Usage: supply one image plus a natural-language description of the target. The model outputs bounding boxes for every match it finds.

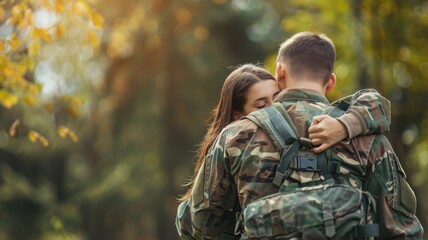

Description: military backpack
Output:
[237,101,379,239]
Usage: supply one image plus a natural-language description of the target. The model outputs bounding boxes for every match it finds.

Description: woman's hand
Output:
[308,115,348,153]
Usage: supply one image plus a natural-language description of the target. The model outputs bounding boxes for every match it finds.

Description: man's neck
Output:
[285,80,326,95]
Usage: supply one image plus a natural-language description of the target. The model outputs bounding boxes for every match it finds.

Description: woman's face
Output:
[241,80,280,116]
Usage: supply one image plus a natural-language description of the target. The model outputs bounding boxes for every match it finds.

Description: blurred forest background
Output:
[0,0,427,239]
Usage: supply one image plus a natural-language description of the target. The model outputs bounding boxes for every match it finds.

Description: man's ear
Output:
[325,73,336,93]
[276,62,286,90]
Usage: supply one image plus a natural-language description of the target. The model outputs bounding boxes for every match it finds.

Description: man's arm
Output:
[309,89,391,152]
[176,131,237,239]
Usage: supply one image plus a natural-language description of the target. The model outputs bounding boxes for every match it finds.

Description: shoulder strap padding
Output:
[245,101,346,187]
[244,102,298,153]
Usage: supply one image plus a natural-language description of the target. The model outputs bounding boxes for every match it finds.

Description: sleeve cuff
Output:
[337,111,368,139]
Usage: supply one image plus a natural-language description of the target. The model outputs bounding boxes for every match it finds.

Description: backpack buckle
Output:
[299,137,313,149]
[290,151,319,172]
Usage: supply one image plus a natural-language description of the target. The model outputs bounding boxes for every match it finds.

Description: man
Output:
[176,32,423,239]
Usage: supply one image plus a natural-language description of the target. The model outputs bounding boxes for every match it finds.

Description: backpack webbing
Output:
[245,102,341,187]
[244,100,379,239]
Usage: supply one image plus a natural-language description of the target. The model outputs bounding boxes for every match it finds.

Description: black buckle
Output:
[299,137,313,149]
[291,151,319,171]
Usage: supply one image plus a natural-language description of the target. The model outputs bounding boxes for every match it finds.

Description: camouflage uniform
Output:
[176,89,423,239]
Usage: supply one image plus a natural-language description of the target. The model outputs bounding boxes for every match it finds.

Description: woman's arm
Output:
[309,89,391,152]
[176,131,237,239]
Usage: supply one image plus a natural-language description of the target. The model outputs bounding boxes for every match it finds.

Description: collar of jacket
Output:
[275,88,330,104]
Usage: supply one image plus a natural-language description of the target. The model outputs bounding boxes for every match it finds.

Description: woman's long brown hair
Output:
[180,64,276,201]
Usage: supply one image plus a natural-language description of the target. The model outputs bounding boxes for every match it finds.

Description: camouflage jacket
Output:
[332,88,390,139]
[176,89,423,239]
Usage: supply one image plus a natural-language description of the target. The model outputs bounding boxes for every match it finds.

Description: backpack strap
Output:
[245,102,297,152]
[322,99,349,117]
[245,103,299,187]
[245,103,334,187]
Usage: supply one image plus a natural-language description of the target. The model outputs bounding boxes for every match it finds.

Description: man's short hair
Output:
[277,32,336,83]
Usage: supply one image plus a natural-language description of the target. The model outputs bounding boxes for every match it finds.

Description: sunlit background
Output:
[0,0,427,239]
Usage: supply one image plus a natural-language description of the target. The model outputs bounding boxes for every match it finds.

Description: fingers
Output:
[311,138,323,146]
[311,143,326,153]
[308,130,323,140]
[309,115,329,134]
[311,115,329,126]
[311,139,338,153]
[309,115,344,153]
[308,125,316,135]
[309,129,326,140]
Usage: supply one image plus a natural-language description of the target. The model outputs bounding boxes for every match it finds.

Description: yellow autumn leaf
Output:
[7,33,22,51]
[18,5,30,28]
[73,1,90,16]
[70,97,82,105]
[57,125,79,142]
[57,126,67,138]
[34,28,52,42]
[55,0,64,12]
[0,7,5,20]
[28,130,49,147]
[28,39,41,57]
[7,4,23,26]
[4,61,26,81]
[67,97,82,118]
[86,29,100,48]
[23,95,37,106]
[27,58,36,71]
[16,59,28,75]
[42,0,53,9]
[66,105,81,118]
[90,11,104,28]
[9,119,20,137]
[0,41,4,52]
[28,84,41,94]
[0,90,19,109]
[65,97,83,118]
[69,132,78,142]
[13,76,29,89]
[24,8,33,27]
[55,23,65,39]
[27,130,38,143]
[39,136,49,147]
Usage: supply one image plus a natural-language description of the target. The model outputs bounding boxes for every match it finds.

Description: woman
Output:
[180,64,280,201]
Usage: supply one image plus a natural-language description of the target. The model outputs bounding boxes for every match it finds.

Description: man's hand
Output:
[308,115,348,153]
